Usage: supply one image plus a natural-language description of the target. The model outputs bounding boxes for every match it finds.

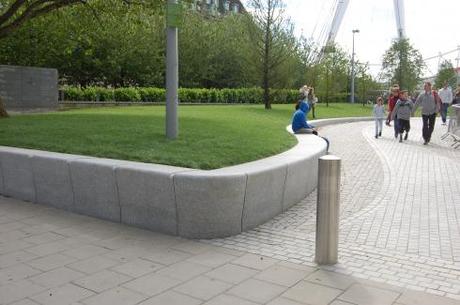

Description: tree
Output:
[381,38,424,92]
[0,0,85,39]
[434,60,456,89]
[0,0,164,117]
[247,0,292,109]
[315,45,350,106]
[355,62,379,106]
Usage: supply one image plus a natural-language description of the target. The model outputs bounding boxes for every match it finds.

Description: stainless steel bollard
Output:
[315,155,341,265]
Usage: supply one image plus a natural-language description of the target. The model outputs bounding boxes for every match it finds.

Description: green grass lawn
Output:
[0,103,373,169]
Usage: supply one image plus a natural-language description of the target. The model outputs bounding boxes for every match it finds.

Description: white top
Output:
[439,87,453,104]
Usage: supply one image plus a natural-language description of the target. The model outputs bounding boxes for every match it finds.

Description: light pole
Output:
[350,29,359,103]
[166,0,179,139]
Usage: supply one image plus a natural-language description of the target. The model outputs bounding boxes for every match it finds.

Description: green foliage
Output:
[114,88,141,102]
[139,88,165,103]
[62,86,303,104]
[381,38,425,92]
[434,60,457,89]
[0,0,380,106]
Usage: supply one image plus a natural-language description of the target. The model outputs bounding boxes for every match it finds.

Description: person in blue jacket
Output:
[291,99,330,151]
[292,100,315,133]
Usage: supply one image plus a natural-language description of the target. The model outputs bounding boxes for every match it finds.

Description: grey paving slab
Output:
[156,261,212,281]
[227,278,286,304]
[110,258,164,278]
[122,273,182,296]
[186,250,237,268]
[0,279,46,304]
[81,286,148,305]
[8,299,41,305]
[338,283,400,305]
[231,253,278,270]
[282,281,343,305]
[140,248,192,265]
[204,294,260,305]
[72,270,132,293]
[266,297,309,305]
[67,256,119,274]
[139,290,202,305]
[205,263,258,284]
[254,264,311,287]
[26,253,77,271]
[29,267,86,288]
[30,283,94,305]
[173,276,232,301]
[306,270,357,290]
[0,263,42,285]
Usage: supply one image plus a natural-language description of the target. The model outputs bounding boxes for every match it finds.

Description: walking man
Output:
[439,82,453,125]
[413,82,441,145]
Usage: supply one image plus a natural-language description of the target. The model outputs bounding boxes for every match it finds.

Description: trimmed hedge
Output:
[61,86,348,104]
[61,87,306,104]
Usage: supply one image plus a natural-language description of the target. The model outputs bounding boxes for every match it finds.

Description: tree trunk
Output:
[0,96,9,118]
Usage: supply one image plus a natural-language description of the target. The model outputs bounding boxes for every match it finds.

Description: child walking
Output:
[373,96,385,138]
[391,90,414,142]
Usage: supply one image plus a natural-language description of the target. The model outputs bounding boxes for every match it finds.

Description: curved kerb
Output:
[0,116,372,239]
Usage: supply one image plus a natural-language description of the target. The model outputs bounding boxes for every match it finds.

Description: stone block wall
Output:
[0,65,58,111]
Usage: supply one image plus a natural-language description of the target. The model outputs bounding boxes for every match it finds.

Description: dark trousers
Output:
[440,103,449,123]
[398,119,410,133]
[394,115,399,136]
[422,113,436,142]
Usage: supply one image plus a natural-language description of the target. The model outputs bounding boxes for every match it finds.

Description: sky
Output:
[245,0,460,79]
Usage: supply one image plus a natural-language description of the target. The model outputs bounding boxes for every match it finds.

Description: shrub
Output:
[139,88,165,103]
[62,86,303,104]
[63,87,85,101]
[114,88,141,102]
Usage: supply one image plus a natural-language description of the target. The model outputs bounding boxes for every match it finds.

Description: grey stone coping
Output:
[0,117,371,239]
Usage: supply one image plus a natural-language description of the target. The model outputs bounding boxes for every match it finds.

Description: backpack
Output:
[433,90,442,106]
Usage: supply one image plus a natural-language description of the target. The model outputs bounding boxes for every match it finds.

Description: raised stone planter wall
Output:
[0,117,371,238]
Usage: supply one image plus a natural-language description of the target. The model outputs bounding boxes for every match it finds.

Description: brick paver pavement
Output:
[206,118,460,300]
[1,118,460,304]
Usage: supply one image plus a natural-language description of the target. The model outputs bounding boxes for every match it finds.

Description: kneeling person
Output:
[391,90,413,142]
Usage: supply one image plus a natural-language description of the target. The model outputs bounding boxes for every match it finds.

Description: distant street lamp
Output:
[350,29,359,103]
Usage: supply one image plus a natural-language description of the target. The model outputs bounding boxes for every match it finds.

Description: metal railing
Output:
[441,104,460,149]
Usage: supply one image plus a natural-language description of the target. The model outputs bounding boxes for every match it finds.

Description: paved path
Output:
[206,118,460,300]
[1,118,460,305]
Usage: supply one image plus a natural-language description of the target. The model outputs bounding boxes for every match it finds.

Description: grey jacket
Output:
[414,91,439,115]
[373,104,386,119]
[391,99,413,120]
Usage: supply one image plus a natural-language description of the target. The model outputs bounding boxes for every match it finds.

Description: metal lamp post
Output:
[350,29,359,104]
[166,0,179,139]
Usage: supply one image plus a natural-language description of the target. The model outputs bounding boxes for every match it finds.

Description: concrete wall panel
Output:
[0,150,35,202]
[31,155,75,211]
[241,164,287,231]
[175,172,247,239]
[116,165,183,235]
[69,159,120,222]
